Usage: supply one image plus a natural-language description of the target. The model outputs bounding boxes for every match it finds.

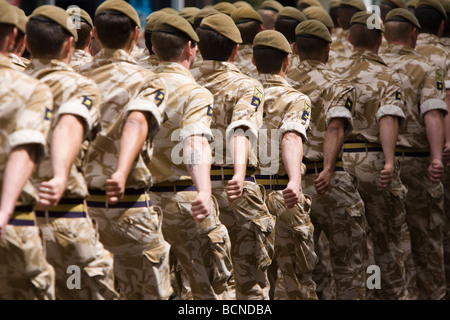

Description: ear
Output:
[251,55,256,66]
[438,19,445,37]
[93,27,99,43]
[337,17,342,28]
[6,27,17,52]
[293,42,299,55]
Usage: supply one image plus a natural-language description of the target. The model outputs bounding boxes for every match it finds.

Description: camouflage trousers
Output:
[149,185,234,300]
[35,199,119,300]
[264,186,318,300]
[398,154,446,300]
[303,169,368,300]
[343,149,408,299]
[86,190,172,300]
[0,209,55,299]
[212,177,275,300]
[444,167,450,299]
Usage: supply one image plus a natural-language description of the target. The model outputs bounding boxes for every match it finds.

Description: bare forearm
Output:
[445,112,450,148]
[184,135,212,194]
[230,132,249,179]
[379,115,399,166]
[323,118,345,172]
[424,110,444,161]
[281,131,303,185]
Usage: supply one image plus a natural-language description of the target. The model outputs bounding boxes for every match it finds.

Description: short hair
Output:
[75,21,92,50]
[26,17,71,58]
[349,23,382,49]
[258,9,278,30]
[329,6,339,27]
[151,31,192,61]
[295,35,328,59]
[384,20,415,42]
[196,26,235,61]
[415,6,444,35]
[236,20,261,44]
[337,6,360,29]
[253,46,287,73]
[94,11,137,49]
[380,2,395,21]
[275,17,299,43]
[0,23,14,48]
[144,31,154,54]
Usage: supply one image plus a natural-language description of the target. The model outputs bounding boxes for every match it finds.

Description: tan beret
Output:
[179,7,200,24]
[350,11,385,32]
[297,0,323,9]
[416,0,447,19]
[277,6,307,23]
[303,6,334,28]
[407,0,418,8]
[295,19,332,42]
[213,2,236,15]
[329,0,342,9]
[145,11,168,31]
[339,0,366,11]
[66,7,94,28]
[0,0,17,26]
[13,6,28,33]
[95,0,141,29]
[153,11,199,42]
[253,29,292,53]
[31,5,78,41]
[233,1,253,9]
[442,0,450,14]
[159,7,178,15]
[381,0,407,8]
[260,0,284,12]
[385,7,420,28]
[200,12,242,43]
[231,6,263,24]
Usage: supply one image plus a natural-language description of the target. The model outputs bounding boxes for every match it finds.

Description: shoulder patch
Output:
[251,87,263,110]
[395,91,402,101]
[345,98,353,112]
[206,105,213,116]
[155,90,165,106]
[436,71,444,91]
[81,96,93,110]
[44,107,53,120]
[301,101,311,122]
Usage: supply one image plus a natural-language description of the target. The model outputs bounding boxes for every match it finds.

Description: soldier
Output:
[24,5,118,300]
[381,7,448,301]
[329,0,342,41]
[194,13,275,300]
[147,14,234,300]
[179,7,201,26]
[258,0,283,30]
[274,6,307,74]
[407,0,418,14]
[230,6,263,78]
[333,11,408,299]
[286,20,368,300]
[330,0,366,67]
[252,30,317,300]
[380,0,407,22]
[0,0,55,299]
[9,6,28,71]
[297,0,323,11]
[213,2,237,16]
[78,0,172,300]
[136,11,167,71]
[66,7,94,71]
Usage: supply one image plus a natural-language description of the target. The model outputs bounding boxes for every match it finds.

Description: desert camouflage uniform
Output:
[194,60,275,300]
[70,49,93,72]
[416,33,450,300]
[148,62,234,300]
[136,53,160,72]
[286,59,368,300]
[234,44,258,79]
[79,48,172,300]
[9,52,27,71]
[333,49,408,300]
[25,58,118,300]
[253,73,317,300]
[0,55,55,300]
[328,29,353,68]
[381,43,448,300]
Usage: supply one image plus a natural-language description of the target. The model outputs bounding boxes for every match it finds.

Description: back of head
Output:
[253,29,291,73]
[275,6,306,43]
[193,8,219,30]
[94,0,140,49]
[380,0,407,21]
[303,6,334,29]
[197,12,242,61]
[384,7,420,43]
[67,7,93,50]
[414,0,447,35]
[144,11,168,54]
[231,6,263,44]
[258,0,284,30]
[295,19,332,60]
[338,0,366,29]
[27,5,77,59]
[0,0,17,52]
[348,11,384,51]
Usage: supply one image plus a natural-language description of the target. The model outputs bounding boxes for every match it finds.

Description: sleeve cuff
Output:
[56,101,92,139]
[279,122,308,143]
[420,98,448,118]
[7,130,47,163]
[226,119,258,147]
[326,107,354,137]
[125,99,162,139]
[377,104,406,126]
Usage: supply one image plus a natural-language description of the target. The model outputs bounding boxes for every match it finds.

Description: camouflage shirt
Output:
[150,62,214,184]
[416,33,450,87]
[136,54,160,72]
[329,29,353,66]
[70,49,93,72]
[286,59,355,161]
[0,55,53,206]
[332,49,406,144]
[256,73,311,175]
[26,58,101,199]
[194,60,264,168]
[380,44,448,150]
[234,44,258,79]
[440,37,450,88]
[78,48,166,189]
[9,52,27,71]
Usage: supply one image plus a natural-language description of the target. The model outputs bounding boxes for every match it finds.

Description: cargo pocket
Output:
[293,224,318,275]
[427,182,444,231]
[207,225,233,284]
[386,184,408,244]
